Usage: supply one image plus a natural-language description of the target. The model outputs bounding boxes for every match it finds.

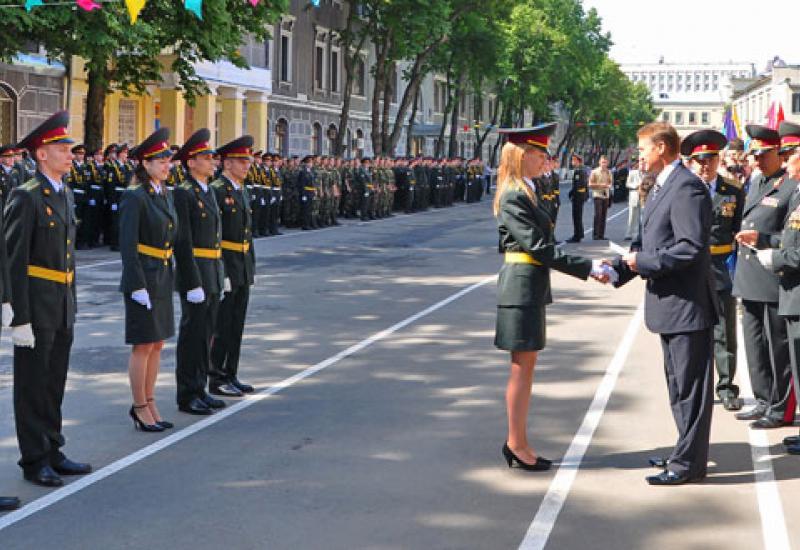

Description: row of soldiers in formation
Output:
[0,143,491,249]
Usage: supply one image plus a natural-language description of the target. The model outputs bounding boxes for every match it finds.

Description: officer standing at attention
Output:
[5,110,91,487]
[172,129,227,416]
[566,154,588,243]
[209,136,256,397]
[733,124,796,428]
[682,129,745,411]
[0,144,16,209]
[298,155,316,230]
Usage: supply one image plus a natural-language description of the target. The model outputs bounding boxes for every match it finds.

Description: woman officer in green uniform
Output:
[494,125,610,471]
[119,128,180,432]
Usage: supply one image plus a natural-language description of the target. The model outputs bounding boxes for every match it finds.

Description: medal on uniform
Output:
[46,206,53,216]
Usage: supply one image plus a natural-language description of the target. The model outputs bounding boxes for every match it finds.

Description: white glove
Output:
[186,286,206,304]
[131,288,152,310]
[12,323,35,348]
[590,260,619,284]
[2,303,13,328]
[223,277,232,293]
[756,248,774,270]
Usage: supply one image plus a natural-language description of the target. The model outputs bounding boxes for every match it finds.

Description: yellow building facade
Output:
[66,57,272,151]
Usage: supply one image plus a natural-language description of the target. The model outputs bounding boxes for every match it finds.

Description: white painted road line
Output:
[736,320,792,550]
[0,275,497,532]
[518,302,644,550]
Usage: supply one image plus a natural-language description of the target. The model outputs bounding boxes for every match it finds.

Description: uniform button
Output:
[165,242,170,247]
[164,260,168,266]
[168,223,174,229]
[66,239,71,244]
[66,253,71,259]
[745,255,750,260]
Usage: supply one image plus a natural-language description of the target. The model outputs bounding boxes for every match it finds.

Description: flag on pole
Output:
[76,0,101,10]
[775,103,785,130]
[125,0,146,23]
[723,108,738,140]
[184,0,202,19]
[24,0,43,11]
[732,105,742,138]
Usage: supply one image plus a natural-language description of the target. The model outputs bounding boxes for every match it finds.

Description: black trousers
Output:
[592,197,607,239]
[570,197,585,239]
[360,191,372,221]
[14,326,73,474]
[660,328,713,478]
[741,300,791,418]
[210,285,249,386]
[301,195,313,229]
[176,293,220,406]
[784,317,800,421]
[269,198,281,234]
[713,291,739,398]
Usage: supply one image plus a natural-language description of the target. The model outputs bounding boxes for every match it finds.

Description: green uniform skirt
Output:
[124,293,175,345]
[494,305,546,351]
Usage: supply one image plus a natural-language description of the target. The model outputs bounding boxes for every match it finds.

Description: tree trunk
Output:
[405,86,420,157]
[447,79,462,158]
[369,31,391,155]
[333,2,363,157]
[380,63,394,155]
[84,64,108,153]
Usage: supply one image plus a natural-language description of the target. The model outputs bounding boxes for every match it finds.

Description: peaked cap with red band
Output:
[173,128,214,162]
[746,124,780,156]
[217,135,254,160]
[779,121,800,154]
[498,123,557,152]
[16,110,74,153]
[131,127,171,161]
[680,129,727,160]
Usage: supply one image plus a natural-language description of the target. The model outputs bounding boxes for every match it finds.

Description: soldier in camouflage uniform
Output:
[8,147,36,189]
[328,157,342,226]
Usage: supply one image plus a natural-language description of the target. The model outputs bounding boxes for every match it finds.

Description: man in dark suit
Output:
[732,125,795,428]
[611,121,717,485]
[5,111,91,488]
[209,136,257,398]
[172,129,227,416]
[682,130,745,411]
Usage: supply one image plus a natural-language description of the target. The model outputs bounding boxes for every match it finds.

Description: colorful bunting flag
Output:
[249,0,259,6]
[24,0,43,11]
[125,0,145,23]
[184,0,201,19]
[76,0,101,10]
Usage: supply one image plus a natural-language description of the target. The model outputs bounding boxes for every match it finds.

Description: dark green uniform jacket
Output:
[174,177,225,294]
[709,175,745,292]
[211,176,255,288]
[764,182,800,316]
[5,172,77,329]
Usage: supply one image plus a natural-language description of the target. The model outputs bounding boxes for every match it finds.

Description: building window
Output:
[118,99,137,145]
[701,112,709,124]
[311,122,322,155]
[280,29,292,82]
[315,45,325,90]
[327,124,337,155]
[688,112,696,124]
[355,128,364,158]
[330,49,340,93]
[675,112,684,125]
[793,93,800,114]
[275,118,288,156]
[662,112,670,122]
[0,84,16,144]
[353,56,365,96]
[264,39,271,70]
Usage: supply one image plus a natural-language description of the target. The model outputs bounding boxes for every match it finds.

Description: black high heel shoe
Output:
[129,404,165,432]
[146,397,173,429]
[502,443,552,471]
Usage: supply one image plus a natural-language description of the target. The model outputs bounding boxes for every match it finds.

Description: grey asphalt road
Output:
[0,191,796,550]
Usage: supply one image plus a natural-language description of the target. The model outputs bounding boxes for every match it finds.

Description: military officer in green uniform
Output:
[494,124,608,472]
[298,155,316,230]
[355,157,374,221]
[267,154,284,235]
[172,129,226,416]
[732,125,795,428]
[682,129,745,411]
[83,147,106,248]
[566,154,588,243]
[104,143,127,251]
[1,144,16,209]
[65,144,87,244]
[5,110,91,486]
[9,147,36,189]
[209,136,256,397]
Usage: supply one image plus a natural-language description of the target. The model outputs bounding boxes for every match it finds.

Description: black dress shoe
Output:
[750,416,790,429]
[178,397,214,415]
[787,443,800,455]
[0,496,20,511]
[230,378,254,393]
[722,396,744,411]
[735,405,766,421]
[209,383,243,397]
[783,434,800,447]
[201,394,226,409]
[648,457,668,469]
[52,458,92,476]
[646,469,701,486]
[24,465,63,487]
[502,443,552,471]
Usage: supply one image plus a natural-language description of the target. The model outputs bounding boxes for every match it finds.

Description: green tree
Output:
[0,0,286,150]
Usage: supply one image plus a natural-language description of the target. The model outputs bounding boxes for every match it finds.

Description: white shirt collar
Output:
[656,159,682,187]
[151,181,162,194]
[42,173,63,193]
[522,177,536,193]
[223,174,241,190]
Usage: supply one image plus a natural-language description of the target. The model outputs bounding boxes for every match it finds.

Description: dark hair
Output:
[132,163,149,186]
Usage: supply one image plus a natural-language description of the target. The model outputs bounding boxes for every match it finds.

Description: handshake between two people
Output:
[588,249,642,285]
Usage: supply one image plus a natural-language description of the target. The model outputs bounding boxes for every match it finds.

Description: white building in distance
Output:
[620,59,756,136]
[730,59,800,127]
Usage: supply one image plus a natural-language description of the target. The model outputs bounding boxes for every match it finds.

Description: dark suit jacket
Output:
[615,162,717,334]
[173,178,225,294]
[118,183,178,298]
[211,176,255,288]
[4,172,77,330]
[497,184,591,308]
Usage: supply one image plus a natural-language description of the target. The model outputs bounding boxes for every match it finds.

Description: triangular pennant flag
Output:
[25,0,43,11]
[76,0,101,11]
[184,0,202,19]
[249,0,259,6]
[125,0,146,23]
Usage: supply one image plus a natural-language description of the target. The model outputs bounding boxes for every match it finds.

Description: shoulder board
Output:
[210,179,225,189]
[178,182,193,191]
[718,173,742,189]
[20,178,40,191]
